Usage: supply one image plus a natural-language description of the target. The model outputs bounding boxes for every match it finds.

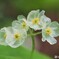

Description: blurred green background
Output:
[0,0,59,59]
[0,0,59,28]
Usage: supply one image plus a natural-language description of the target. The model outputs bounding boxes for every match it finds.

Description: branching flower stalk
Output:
[30,30,41,59]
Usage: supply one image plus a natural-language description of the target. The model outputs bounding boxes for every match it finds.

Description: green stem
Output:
[29,29,41,59]
[32,32,41,36]
[28,32,41,37]
[30,35,35,59]
[29,29,35,59]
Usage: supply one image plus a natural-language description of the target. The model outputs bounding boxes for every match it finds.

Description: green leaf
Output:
[0,45,52,59]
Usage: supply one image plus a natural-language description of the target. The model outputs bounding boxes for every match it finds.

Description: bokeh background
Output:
[0,0,59,59]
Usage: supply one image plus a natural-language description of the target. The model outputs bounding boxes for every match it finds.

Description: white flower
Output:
[0,27,9,46]
[12,15,29,31]
[27,10,51,30]
[5,27,27,48]
[42,21,59,45]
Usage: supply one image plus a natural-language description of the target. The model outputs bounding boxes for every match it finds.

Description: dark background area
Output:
[0,0,59,28]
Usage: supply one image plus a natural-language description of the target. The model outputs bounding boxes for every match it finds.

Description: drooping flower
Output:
[27,10,51,30]
[5,27,27,48]
[12,15,29,31]
[42,21,59,45]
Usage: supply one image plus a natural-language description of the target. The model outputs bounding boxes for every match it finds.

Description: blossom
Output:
[27,10,51,30]
[42,21,59,45]
[0,27,8,46]
[12,15,29,31]
[0,9,59,48]
[5,27,27,48]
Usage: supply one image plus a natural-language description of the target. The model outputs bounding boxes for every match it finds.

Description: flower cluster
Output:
[0,10,59,48]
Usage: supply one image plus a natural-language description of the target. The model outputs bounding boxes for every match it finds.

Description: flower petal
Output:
[17,15,26,22]
[5,28,16,45]
[42,29,57,45]
[8,37,25,48]
[46,36,57,45]
[12,19,29,31]
[48,21,59,37]
[12,20,20,27]
[27,10,40,21]
[42,38,46,42]
[39,10,45,17]
[0,30,7,45]
[6,28,27,48]
[0,27,11,46]
[40,15,51,23]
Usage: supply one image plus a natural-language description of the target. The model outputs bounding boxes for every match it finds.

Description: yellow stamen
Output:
[4,34,6,39]
[32,18,39,24]
[22,22,26,28]
[45,27,52,35]
[14,33,21,40]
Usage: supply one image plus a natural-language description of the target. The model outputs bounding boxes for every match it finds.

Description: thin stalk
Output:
[29,29,35,59]
[29,29,41,59]
[32,32,41,36]
[30,35,35,59]
[28,32,41,37]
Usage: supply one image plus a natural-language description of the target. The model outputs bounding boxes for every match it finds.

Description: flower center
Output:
[14,33,21,40]
[22,22,26,28]
[45,27,52,35]
[32,18,39,24]
[4,34,7,39]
